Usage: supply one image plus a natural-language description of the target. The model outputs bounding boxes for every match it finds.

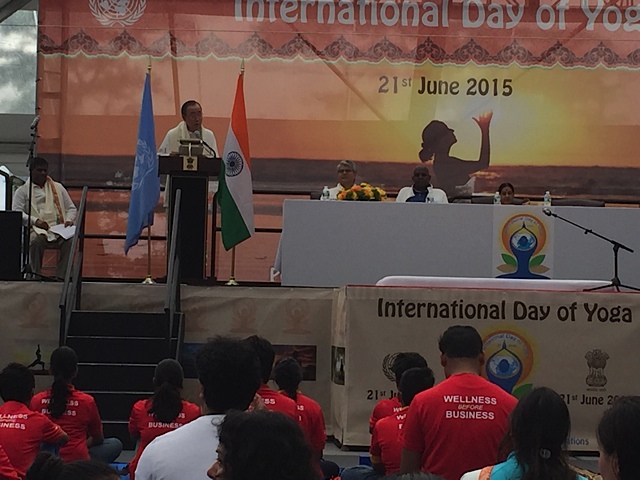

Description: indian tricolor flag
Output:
[219,71,254,250]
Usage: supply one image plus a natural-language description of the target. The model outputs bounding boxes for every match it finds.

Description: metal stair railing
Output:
[58,186,88,345]
[164,189,182,360]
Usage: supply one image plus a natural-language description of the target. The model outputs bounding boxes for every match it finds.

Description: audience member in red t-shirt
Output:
[273,357,331,478]
[369,352,428,433]
[341,367,435,480]
[0,363,68,478]
[0,444,18,480]
[243,336,297,420]
[29,347,122,464]
[400,326,518,480]
[27,451,120,480]
[128,359,201,480]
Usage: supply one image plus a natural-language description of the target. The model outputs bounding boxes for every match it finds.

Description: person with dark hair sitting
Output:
[243,336,297,419]
[596,396,640,480]
[30,347,122,463]
[26,452,120,480]
[273,357,336,479]
[461,386,586,480]
[135,336,261,480]
[370,353,428,433]
[0,363,68,478]
[12,156,77,279]
[342,368,435,480]
[400,326,517,480]
[207,409,318,480]
[128,359,200,480]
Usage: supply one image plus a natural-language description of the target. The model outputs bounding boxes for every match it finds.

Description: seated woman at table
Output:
[460,386,587,480]
[498,182,528,205]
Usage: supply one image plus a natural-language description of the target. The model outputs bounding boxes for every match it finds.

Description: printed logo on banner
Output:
[585,349,610,388]
[382,352,399,382]
[89,0,147,27]
[493,211,553,279]
[483,329,535,398]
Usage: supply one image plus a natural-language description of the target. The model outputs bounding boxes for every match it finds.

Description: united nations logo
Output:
[585,349,609,387]
[132,139,154,191]
[224,152,244,177]
[89,0,147,27]
[382,353,399,382]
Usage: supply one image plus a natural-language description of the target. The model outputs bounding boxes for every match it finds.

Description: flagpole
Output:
[225,247,239,286]
[141,57,155,285]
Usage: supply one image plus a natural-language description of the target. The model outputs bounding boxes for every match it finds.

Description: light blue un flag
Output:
[125,73,160,254]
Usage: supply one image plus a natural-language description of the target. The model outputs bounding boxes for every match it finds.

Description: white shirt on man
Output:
[135,414,224,480]
[395,186,448,204]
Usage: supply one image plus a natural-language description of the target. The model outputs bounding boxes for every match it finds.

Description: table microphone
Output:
[30,115,40,130]
[542,207,554,217]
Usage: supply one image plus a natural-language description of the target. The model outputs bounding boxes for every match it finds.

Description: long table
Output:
[279,200,640,288]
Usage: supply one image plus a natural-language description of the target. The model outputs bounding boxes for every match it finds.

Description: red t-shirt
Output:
[0,444,18,480]
[401,373,517,480]
[370,406,408,475]
[128,398,201,480]
[31,386,102,461]
[369,396,402,432]
[257,385,297,420]
[295,393,326,452]
[0,401,66,477]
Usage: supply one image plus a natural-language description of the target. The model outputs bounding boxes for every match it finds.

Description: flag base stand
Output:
[142,275,155,284]
[225,276,239,286]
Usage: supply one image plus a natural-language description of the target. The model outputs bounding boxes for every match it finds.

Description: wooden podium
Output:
[158,155,220,283]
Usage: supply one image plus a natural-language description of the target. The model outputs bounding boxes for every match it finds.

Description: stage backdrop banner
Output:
[332,285,640,448]
[38,0,640,199]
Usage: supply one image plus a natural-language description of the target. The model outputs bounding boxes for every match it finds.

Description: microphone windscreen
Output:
[193,130,200,139]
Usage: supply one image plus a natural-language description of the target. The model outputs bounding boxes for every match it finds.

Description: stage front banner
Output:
[332,285,640,448]
[0,282,335,433]
[37,0,640,199]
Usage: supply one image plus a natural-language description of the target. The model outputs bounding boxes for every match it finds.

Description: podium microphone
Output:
[542,207,554,217]
[30,115,40,130]
[193,130,217,158]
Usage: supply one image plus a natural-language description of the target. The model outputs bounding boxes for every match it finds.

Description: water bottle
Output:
[493,191,501,205]
[543,191,552,207]
[321,186,330,201]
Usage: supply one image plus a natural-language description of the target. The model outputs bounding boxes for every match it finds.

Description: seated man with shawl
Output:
[12,156,77,279]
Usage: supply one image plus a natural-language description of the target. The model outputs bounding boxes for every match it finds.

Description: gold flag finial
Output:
[240,58,245,74]
[147,56,152,74]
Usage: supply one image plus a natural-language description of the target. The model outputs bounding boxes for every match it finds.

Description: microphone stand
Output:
[543,208,639,292]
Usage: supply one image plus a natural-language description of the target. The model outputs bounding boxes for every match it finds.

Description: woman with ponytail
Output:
[26,452,119,480]
[461,387,587,480]
[30,347,122,463]
[128,358,200,480]
[273,356,331,479]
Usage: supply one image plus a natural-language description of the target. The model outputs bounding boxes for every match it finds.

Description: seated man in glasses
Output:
[328,160,358,199]
[396,165,448,204]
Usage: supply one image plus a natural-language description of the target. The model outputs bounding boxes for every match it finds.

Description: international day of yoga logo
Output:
[496,213,549,279]
[483,329,535,398]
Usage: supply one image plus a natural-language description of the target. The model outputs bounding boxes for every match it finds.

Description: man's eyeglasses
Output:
[414,173,430,177]
[338,169,353,174]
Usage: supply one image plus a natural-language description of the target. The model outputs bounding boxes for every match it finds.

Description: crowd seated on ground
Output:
[0,329,628,480]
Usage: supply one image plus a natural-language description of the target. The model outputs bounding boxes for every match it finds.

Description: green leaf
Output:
[512,383,533,399]
[530,255,545,267]
[501,254,517,266]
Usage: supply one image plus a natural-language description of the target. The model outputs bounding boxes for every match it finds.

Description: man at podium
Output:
[158,100,218,156]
